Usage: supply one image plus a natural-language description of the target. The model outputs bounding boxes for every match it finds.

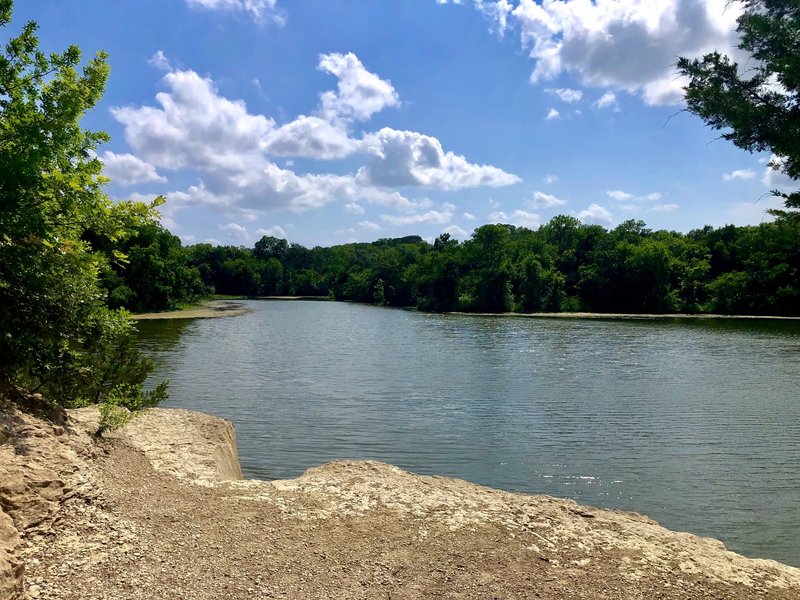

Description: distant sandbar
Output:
[133,300,250,320]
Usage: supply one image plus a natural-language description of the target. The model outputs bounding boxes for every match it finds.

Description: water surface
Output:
[137,300,800,566]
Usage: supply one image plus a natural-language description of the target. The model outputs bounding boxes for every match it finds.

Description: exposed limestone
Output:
[2,404,799,599]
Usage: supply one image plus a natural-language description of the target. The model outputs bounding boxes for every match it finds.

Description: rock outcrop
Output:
[2,402,799,599]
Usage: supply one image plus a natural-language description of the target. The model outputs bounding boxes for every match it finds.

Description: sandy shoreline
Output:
[133,297,800,322]
[132,300,251,320]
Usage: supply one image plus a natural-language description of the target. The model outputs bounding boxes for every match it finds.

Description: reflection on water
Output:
[138,301,800,567]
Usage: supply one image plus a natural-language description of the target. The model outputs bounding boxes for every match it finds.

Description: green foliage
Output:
[0,2,166,417]
[162,214,800,317]
[103,220,205,312]
[677,0,800,215]
[97,381,168,435]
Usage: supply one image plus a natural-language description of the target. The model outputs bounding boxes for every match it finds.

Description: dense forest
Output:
[105,215,800,317]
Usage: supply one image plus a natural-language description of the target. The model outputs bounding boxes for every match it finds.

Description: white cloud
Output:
[344,202,366,215]
[475,0,514,36]
[606,190,633,202]
[606,189,662,202]
[112,69,275,173]
[529,190,566,208]
[179,234,196,244]
[205,238,223,245]
[546,87,583,103]
[512,209,541,228]
[545,108,560,121]
[264,115,357,160]
[762,155,795,190]
[148,50,171,72]
[463,212,476,220]
[442,224,468,238]
[594,91,618,110]
[358,220,382,231]
[491,0,741,105]
[650,203,679,212]
[381,207,455,226]
[100,151,167,185]
[256,225,287,238]
[544,174,559,184]
[489,210,509,222]
[359,128,520,190]
[218,222,249,239]
[577,203,613,225]
[112,60,518,220]
[185,0,285,24]
[262,53,398,160]
[318,52,400,125]
[723,169,756,182]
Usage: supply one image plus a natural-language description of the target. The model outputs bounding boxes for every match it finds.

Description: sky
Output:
[8,0,795,247]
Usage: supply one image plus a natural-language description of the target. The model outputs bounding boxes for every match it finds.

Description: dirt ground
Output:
[4,406,799,600]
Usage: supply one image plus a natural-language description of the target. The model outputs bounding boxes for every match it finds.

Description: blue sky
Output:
[10,0,794,246]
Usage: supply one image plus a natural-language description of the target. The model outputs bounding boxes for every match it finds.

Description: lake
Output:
[136,300,800,567]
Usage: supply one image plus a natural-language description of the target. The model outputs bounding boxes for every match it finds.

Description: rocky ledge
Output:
[1,401,799,599]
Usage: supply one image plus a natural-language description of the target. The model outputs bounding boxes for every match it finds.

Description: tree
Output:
[0,1,166,428]
[677,0,800,216]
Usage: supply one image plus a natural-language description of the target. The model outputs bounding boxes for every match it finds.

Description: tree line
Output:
[107,216,800,317]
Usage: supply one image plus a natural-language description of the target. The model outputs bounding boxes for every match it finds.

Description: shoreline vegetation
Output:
[105,218,800,321]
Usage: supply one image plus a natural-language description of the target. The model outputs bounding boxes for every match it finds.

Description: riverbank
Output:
[2,402,799,599]
[132,300,250,320]
[451,310,800,320]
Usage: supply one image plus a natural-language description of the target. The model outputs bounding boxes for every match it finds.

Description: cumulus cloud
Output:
[594,91,619,110]
[358,220,382,231]
[577,203,613,225]
[148,50,172,71]
[380,204,455,226]
[606,189,662,202]
[489,210,508,222]
[463,212,476,220]
[256,225,287,238]
[650,203,679,212]
[723,169,756,182]
[512,209,541,228]
[111,57,518,221]
[100,151,166,185]
[544,174,559,184]
[481,0,740,105]
[545,108,560,120]
[344,202,366,215]
[218,222,249,239]
[318,52,400,125]
[264,115,358,160]
[359,128,520,190]
[185,0,285,24]
[762,155,795,190]
[529,190,566,208]
[442,224,468,238]
[546,87,582,103]
[112,69,275,173]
